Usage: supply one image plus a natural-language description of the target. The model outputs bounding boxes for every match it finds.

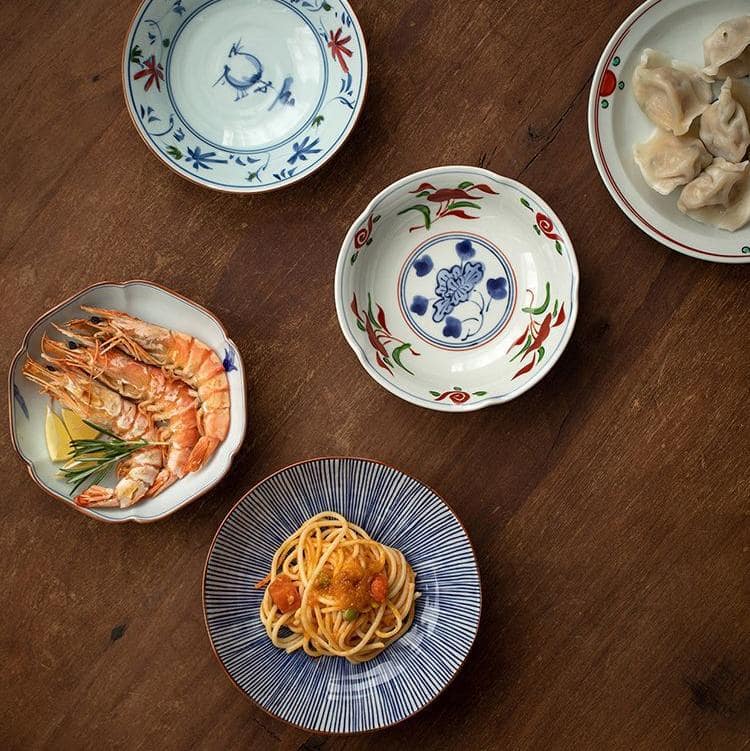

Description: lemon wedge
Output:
[45,407,72,463]
[62,409,100,441]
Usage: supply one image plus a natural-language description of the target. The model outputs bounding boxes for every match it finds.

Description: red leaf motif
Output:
[376,305,389,333]
[410,183,436,194]
[513,355,536,380]
[375,352,393,374]
[472,183,499,195]
[365,316,388,357]
[350,293,360,320]
[527,313,552,354]
[553,303,566,327]
[443,210,479,220]
[508,325,530,353]
[428,188,476,203]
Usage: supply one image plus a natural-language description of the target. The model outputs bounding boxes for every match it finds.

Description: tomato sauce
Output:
[314,560,382,611]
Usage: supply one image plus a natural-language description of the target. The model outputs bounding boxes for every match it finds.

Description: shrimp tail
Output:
[147,469,178,497]
[76,486,118,508]
[185,436,219,472]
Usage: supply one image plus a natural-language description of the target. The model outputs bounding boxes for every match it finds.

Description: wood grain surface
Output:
[1,1,748,749]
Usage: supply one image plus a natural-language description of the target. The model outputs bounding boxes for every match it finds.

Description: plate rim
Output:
[7,278,247,524]
[201,455,483,735]
[334,165,581,413]
[121,0,369,194]
[587,0,750,264]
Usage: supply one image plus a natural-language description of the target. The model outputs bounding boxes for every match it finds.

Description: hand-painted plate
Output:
[589,0,750,263]
[123,0,367,192]
[8,280,247,523]
[203,458,481,734]
[334,166,579,412]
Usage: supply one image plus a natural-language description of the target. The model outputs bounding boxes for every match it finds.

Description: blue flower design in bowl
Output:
[335,166,579,412]
[401,234,516,350]
[124,0,367,192]
[433,259,485,322]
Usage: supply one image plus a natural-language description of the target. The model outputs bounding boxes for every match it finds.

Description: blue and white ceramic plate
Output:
[123,0,367,192]
[203,458,481,734]
[335,166,580,412]
[8,280,247,523]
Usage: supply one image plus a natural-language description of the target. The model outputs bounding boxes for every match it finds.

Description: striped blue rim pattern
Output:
[203,458,482,734]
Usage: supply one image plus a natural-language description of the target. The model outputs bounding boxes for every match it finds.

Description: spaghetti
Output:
[258,512,419,663]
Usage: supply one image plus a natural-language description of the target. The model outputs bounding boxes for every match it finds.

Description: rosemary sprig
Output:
[59,420,161,493]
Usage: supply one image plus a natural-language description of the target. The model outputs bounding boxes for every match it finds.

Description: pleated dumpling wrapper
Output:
[700,78,750,163]
[633,49,712,136]
[634,129,712,195]
[678,159,750,231]
[703,16,750,80]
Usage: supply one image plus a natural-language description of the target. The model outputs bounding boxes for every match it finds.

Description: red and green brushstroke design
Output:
[351,293,420,376]
[429,387,488,405]
[397,181,499,232]
[507,282,566,380]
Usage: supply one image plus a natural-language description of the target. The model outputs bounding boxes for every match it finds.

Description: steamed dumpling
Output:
[632,49,712,135]
[633,129,712,195]
[728,77,750,116]
[678,158,748,211]
[699,78,750,162]
[678,160,750,231]
[703,16,750,80]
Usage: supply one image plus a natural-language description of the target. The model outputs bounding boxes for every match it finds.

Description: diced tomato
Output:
[370,573,388,603]
[268,574,301,613]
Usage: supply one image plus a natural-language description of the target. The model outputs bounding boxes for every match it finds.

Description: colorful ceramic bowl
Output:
[335,167,579,412]
[203,457,481,734]
[589,0,750,264]
[8,280,247,524]
[123,0,367,192]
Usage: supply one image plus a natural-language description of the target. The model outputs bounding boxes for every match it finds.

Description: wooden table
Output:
[2,0,748,748]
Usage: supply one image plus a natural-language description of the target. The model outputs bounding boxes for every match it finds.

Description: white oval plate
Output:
[123,0,367,192]
[335,167,579,412]
[589,0,750,263]
[8,281,247,523]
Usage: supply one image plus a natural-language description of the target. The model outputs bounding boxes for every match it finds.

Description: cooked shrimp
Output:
[22,358,164,509]
[41,329,201,493]
[78,306,230,472]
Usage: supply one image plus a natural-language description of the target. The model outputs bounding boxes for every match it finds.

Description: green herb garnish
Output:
[59,420,162,493]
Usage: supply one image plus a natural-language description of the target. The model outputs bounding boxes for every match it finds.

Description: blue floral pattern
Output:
[185,146,228,170]
[400,234,516,349]
[125,0,365,191]
[288,137,322,165]
[223,346,238,373]
[13,384,29,420]
[433,261,484,322]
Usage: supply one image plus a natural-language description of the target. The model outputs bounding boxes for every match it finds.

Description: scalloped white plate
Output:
[335,167,579,412]
[8,281,247,523]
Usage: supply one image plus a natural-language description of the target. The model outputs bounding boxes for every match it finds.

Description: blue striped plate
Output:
[203,458,481,734]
